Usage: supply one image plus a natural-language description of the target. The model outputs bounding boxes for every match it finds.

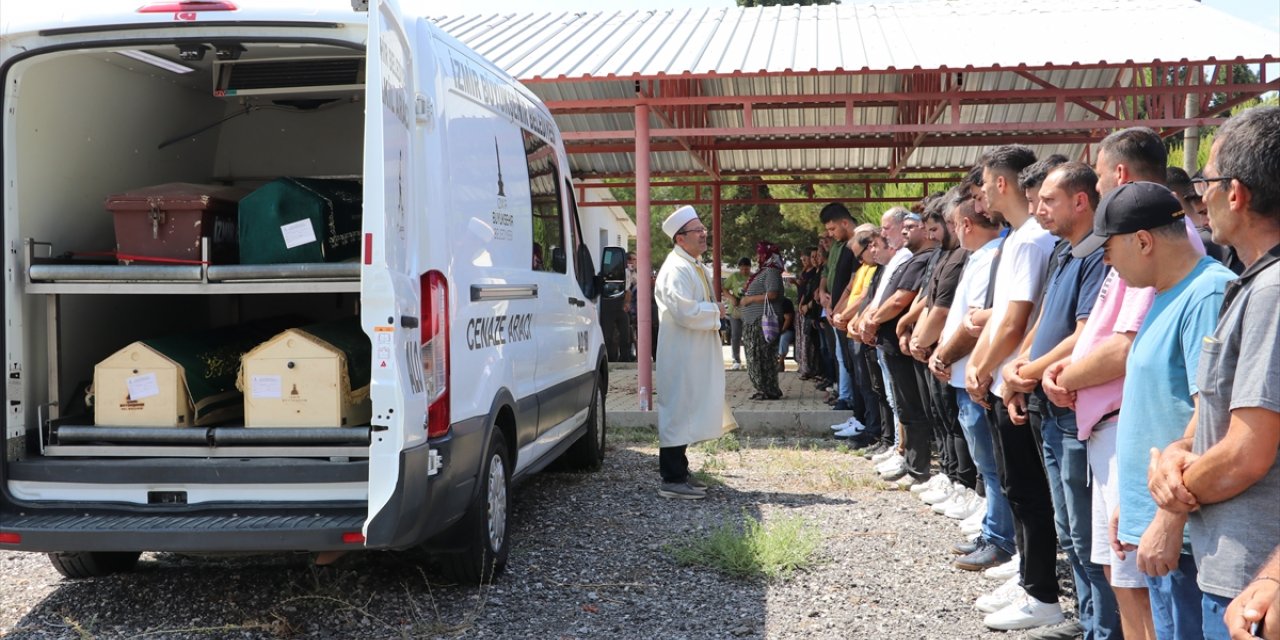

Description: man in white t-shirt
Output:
[965,145,1063,631]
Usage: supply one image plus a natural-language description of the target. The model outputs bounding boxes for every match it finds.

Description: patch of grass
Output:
[669,513,820,581]
[696,433,741,455]
[700,454,727,472]
[609,426,659,445]
[833,442,851,455]
[690,469,726,488]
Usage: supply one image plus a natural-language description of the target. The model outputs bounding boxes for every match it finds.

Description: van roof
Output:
[2,0,370,38]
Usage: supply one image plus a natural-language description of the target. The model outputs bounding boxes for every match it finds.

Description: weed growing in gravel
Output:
[700,454,727,472]
[697,433,741,455]
[670,513,820,581]
[834,442,851,455]
[690,469,725,488]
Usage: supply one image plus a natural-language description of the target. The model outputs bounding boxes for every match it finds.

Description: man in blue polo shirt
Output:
[1072,181,1236,639]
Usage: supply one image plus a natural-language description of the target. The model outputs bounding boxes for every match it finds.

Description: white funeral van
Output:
[0,0,615,583]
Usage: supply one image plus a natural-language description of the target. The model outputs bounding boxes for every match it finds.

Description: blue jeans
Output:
[1201,592,1232,640]
[833,334,853,403]
[1145,553,1203,640]
[777,330,795,359]
[955,389,1015,555]
[1039,406,1120,640]
[877,351,900,446]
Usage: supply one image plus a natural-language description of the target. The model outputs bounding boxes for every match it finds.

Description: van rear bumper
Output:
[0,508,366,552]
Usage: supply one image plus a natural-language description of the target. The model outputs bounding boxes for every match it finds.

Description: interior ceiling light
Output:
[117,50,195,74]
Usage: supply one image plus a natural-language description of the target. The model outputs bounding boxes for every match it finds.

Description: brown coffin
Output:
[106,183,242,264]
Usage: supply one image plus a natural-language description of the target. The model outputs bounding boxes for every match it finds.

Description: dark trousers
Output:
[600,300,632,362]
[926,370,975,489]
[800,317,822,377]
[864,347,895,447]
[849,344,882,437]
[912,361,945,475]
[659,445,689,483]
[883,353,932,480]
[987,393,1060,604]
[817,319,838,382]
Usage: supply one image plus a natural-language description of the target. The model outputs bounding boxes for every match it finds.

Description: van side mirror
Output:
[599,246,626,281]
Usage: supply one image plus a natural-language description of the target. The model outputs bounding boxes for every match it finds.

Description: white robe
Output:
[654,245,738,447]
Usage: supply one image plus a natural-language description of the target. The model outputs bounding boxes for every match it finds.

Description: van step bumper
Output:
[0,508,366,552]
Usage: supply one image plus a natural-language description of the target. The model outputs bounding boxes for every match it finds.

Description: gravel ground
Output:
[1,432,1076,639]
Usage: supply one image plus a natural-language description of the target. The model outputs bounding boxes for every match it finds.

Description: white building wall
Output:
[576,187,635,271]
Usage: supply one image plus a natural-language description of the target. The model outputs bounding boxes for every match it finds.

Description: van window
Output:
[524,131,565,273]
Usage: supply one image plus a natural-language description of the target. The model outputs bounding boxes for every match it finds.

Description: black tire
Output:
[47,551,141,579]
[439,429,510,585]
[559,379,606,471]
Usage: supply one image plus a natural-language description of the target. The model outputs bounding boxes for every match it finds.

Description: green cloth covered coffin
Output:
[238,177,362,264]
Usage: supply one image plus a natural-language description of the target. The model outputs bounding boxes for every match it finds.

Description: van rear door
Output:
[359,0,427,546]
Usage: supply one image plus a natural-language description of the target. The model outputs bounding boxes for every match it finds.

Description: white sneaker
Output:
[946,491,982,520]
[960,517,984,536]
[878,461,907,481]
[984,554,1020,581]
[975,576,1024,613]
[875,454,905,475]
[983,592,1064,630]
[920,482,954,505]
[911,474,947,495]
[932,487,967,514]
[834,420,867,438]
[729,362,743,371]
[870,448,898,463]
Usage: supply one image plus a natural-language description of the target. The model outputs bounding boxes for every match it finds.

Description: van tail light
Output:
[422,270,450,439]
[138,1,237,12]
[0,532,20,544]
[341,532,366,544]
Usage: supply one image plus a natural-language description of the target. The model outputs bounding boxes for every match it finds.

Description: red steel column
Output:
[635,103,653,411]
[711,182,722,300]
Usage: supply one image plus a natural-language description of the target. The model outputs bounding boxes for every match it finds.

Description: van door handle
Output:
[568,296,585,307]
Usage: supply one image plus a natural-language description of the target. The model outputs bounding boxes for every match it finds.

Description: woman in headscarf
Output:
[738,241,785,400]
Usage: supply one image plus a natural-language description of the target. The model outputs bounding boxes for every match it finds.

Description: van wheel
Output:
[439,430,510,585]
[47,551,141,579]
[559,381,606,471]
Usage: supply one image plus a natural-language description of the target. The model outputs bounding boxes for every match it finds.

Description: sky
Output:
[436,0,1279,34]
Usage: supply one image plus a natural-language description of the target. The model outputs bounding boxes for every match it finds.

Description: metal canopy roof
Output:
[435,0,1279,180]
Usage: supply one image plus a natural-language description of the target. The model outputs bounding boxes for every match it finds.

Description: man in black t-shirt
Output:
[864,213,936,487]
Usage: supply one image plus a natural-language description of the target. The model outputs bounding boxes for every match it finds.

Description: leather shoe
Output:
[1026,621,1084,640]
[954,540,1012,571]
[831,400,853,411]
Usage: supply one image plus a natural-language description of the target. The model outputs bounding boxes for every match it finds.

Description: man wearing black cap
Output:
[1076,182,1236,638]
[1148,105,1280,639]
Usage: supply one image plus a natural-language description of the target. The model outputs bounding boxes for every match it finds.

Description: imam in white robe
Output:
[653,245,738,447]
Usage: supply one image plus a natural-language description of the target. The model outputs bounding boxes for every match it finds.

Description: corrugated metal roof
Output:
[436,0,1276,79]
[434,1,1278,179]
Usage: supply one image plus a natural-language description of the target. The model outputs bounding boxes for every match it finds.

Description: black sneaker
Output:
[953,540,1012,571]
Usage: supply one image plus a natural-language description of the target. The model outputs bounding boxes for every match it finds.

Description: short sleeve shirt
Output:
[1028,243,1109,360]
[925,247,970,311]
[1189,246,1280,597]
[876,249,931,352]
[944,238,1000,388]
[986,219,1057,399]
[1116,257,1236,546]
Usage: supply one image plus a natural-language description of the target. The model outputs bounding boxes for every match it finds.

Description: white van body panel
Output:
[0,0,607,560]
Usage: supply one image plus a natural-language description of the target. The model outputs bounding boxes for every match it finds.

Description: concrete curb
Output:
[608,410,842,437]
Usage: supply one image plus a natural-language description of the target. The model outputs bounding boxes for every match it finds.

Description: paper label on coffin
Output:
[239,319,372,428]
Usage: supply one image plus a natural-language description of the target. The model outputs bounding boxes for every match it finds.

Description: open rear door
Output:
[360,0,426,546]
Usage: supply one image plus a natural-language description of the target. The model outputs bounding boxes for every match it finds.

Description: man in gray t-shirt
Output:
[1148,106,1280,637]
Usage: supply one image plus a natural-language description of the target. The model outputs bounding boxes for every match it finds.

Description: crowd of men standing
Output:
[746,106,1278,639]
